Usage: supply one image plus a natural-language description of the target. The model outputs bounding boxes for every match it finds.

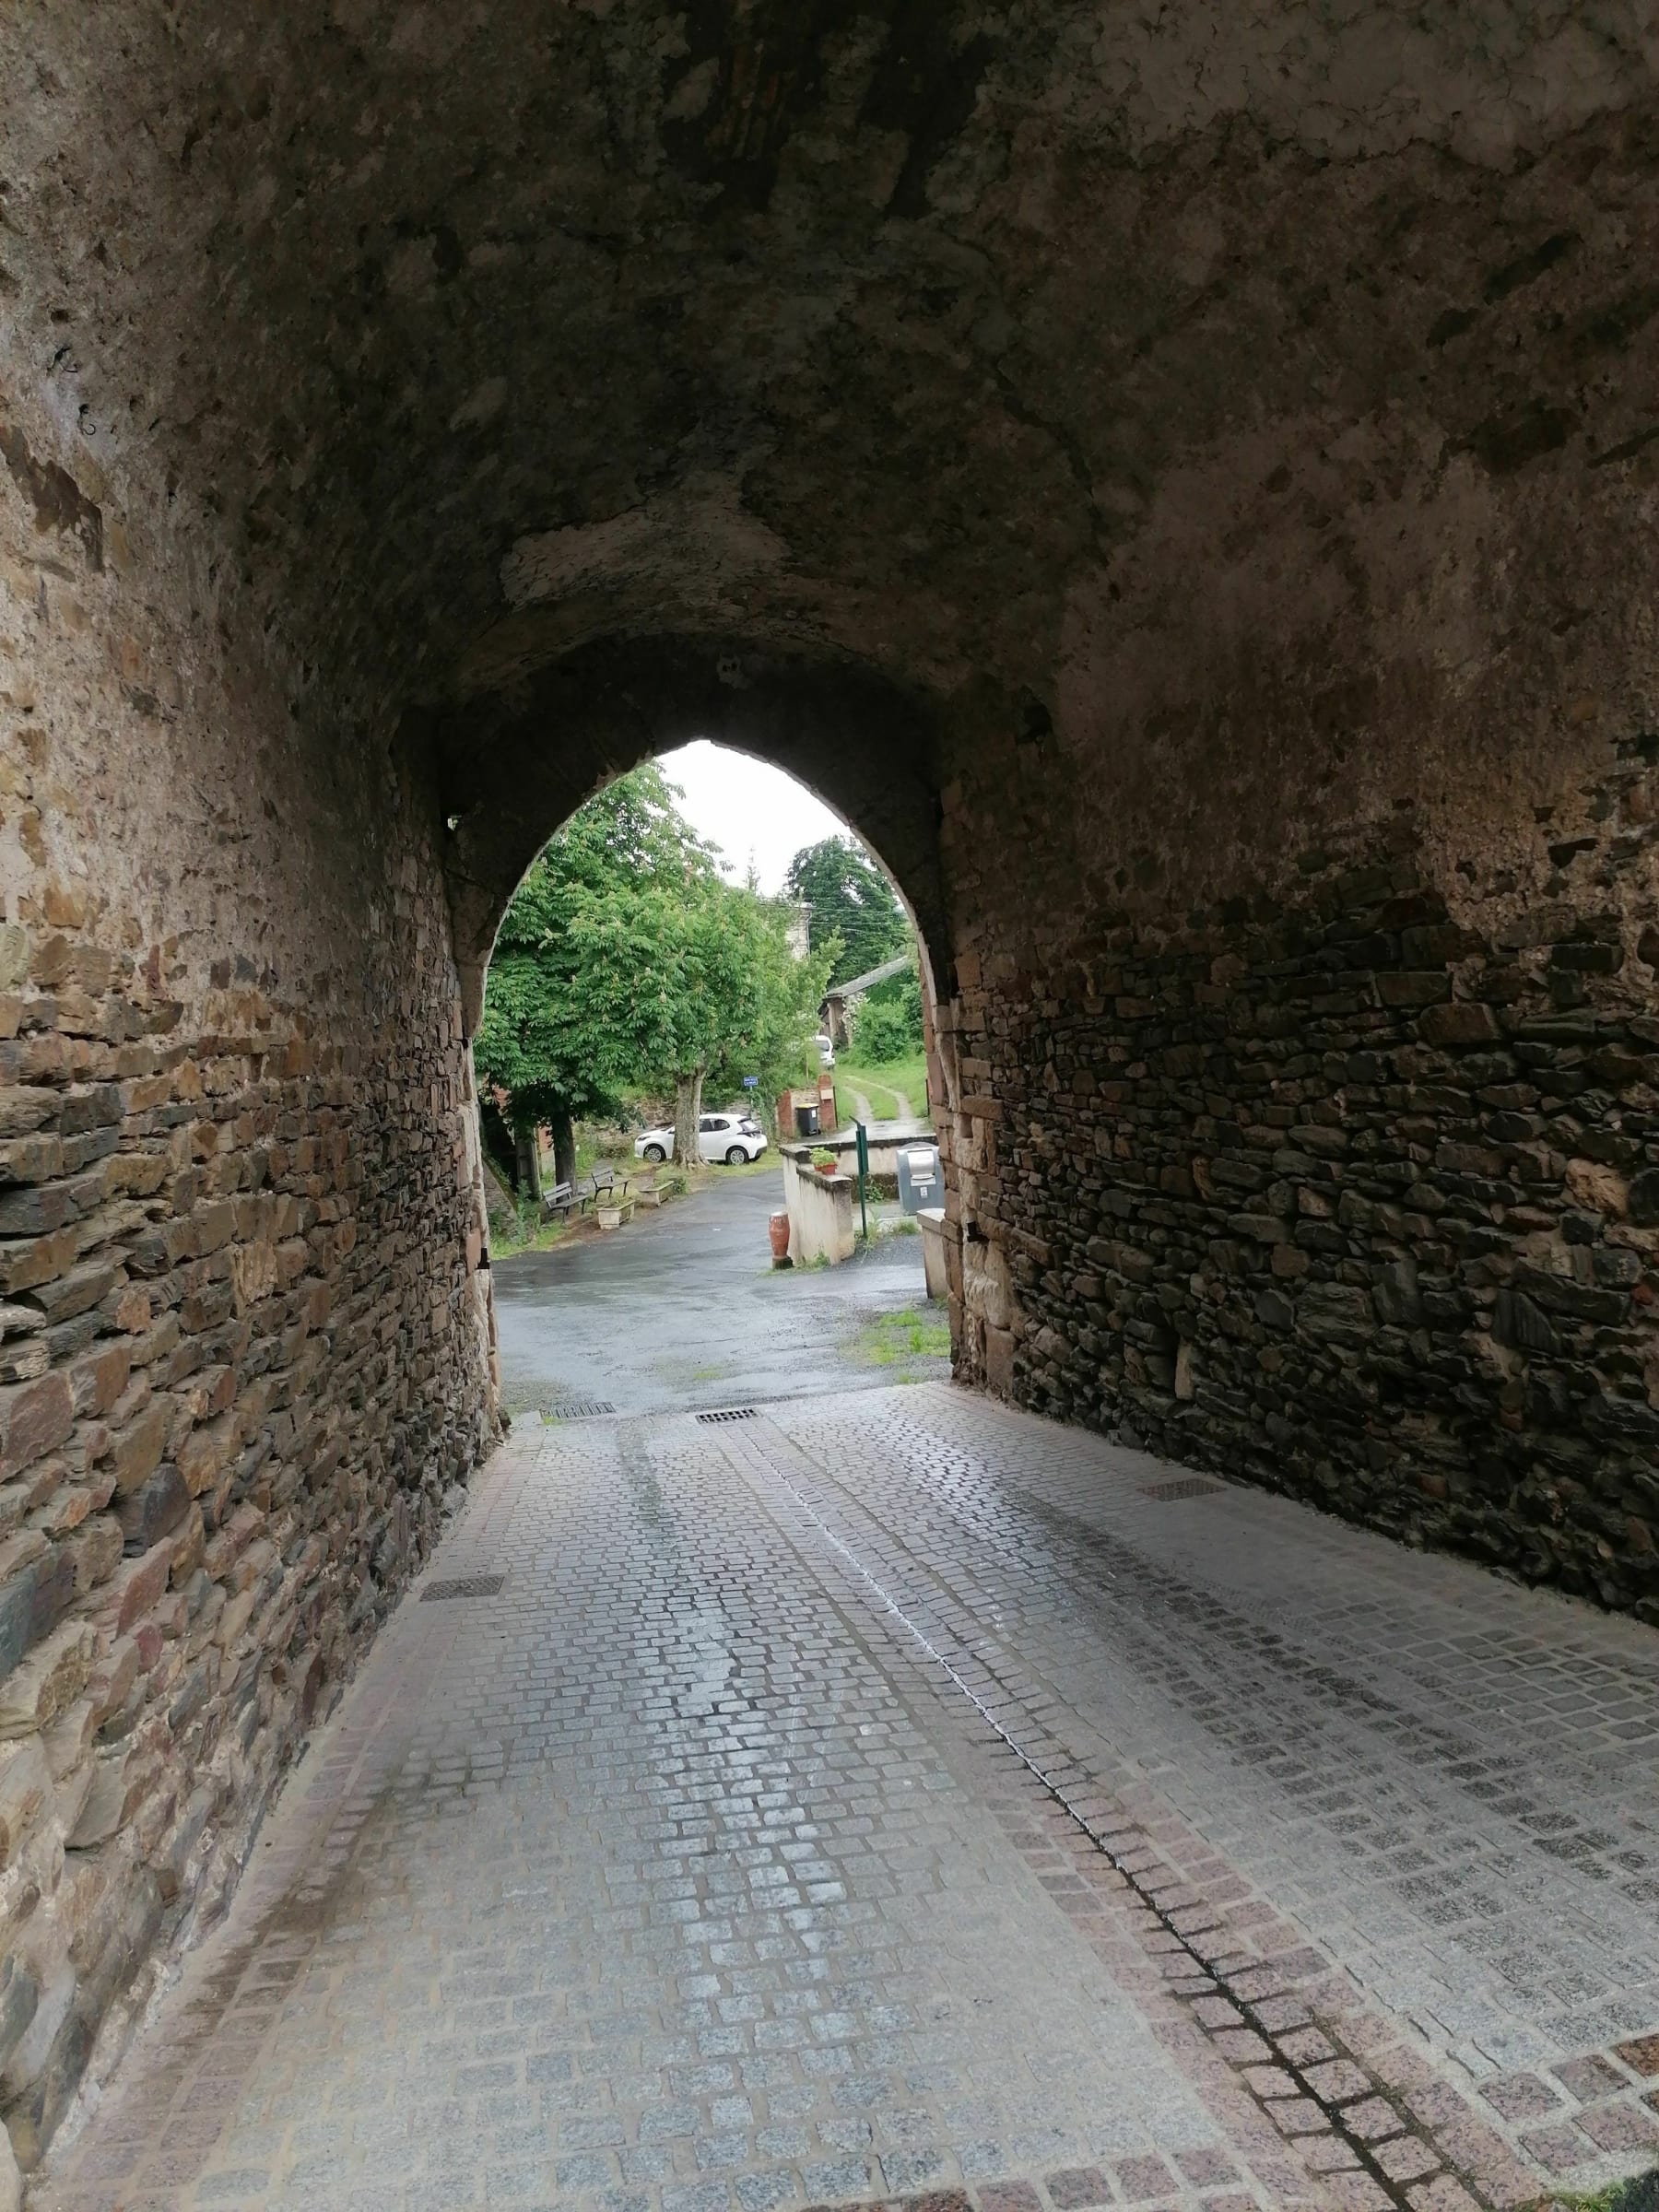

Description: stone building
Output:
[1,0,1657,2175]
[821,952,912,1049]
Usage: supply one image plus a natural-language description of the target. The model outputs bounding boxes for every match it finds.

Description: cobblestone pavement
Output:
[37,1386,1659,2212]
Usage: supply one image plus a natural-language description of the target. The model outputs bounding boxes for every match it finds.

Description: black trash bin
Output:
[794,1104,820,1138]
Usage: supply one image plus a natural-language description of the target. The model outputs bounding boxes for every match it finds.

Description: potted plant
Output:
[810,1148,838,1177]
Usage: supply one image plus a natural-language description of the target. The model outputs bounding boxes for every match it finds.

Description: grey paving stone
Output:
[31,1387,1659,2212]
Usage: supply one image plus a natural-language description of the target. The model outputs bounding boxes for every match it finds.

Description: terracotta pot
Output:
[768,1210,791,1261]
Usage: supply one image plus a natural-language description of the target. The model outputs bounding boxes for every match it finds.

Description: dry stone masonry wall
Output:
[945,746,1659,1627]
[0,397,495,2172]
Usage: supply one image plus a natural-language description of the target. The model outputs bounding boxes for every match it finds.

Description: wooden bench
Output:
[541,1180,582,1222]
[585,1166,630,1205]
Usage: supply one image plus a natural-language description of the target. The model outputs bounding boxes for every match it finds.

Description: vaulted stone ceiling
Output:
[8,3,1654,711]
[6,5,1659,990]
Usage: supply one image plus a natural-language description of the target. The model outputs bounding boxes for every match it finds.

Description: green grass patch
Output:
[852,1217,919,1253]
[654,1152,777,1182]
[719,1151,782,1178]
[489,1207,571,1260]
[1542,2176,1659,2212]
[836,1065,901,1119]
[855,1305,950,1366]
[833,1051,929,1125]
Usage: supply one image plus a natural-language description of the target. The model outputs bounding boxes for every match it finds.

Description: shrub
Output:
[850,969,924,1061]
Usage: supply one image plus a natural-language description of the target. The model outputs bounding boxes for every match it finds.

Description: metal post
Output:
[855,1120,869,1241]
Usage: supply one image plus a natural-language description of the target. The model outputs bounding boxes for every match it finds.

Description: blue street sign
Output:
[742,1075,759,1087]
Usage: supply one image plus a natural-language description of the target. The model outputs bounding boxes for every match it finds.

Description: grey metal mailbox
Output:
[897,1141,941,1213]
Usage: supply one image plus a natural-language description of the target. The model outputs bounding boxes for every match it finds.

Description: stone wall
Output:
[943,740,1659,1626]
[780,1149,857,1267]
[0,396,496,2171]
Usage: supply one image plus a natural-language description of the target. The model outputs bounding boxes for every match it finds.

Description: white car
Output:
[814,1032,835,1067]
[635,1113,770,1166]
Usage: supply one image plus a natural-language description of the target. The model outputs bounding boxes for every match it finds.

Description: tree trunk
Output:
[549,1103,576,1192]
[479,1096,516,1190]
[673,1068,704,1171]
[513,1121,543,1204]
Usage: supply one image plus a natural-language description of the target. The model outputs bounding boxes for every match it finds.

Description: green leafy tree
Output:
[475,765,707,1194]
[785,835,908,987]
[707,890,833,1119]
[477,763,830,1193]
[652,877,831,1167]
[849,962,924,1061]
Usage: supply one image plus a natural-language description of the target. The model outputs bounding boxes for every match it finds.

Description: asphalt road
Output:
[493,1165,948,1416]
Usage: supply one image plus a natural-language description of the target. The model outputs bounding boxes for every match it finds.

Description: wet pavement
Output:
[38,1382,1659,2212]
[494,1170,947,1417]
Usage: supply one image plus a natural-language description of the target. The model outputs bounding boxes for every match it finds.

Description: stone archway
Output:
[431,632,955,1040]
[431,626,975,1389]
[4,1,1659,2176]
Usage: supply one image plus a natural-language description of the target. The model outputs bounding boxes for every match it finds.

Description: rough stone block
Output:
[177,1411,238,1498]
[1627,1167,1659,1225]
[28,1262,118,1326]
[0,1372,73,1483]
[1418,1003,1500,1047]
[0,1619,96,1740]
[68,1746,160,1850]
[0,1959,39,2077]
[0,1230,76,1298]
[113,1463,189,1554]
[108,1401,169,1497]
[0,1564,39,1684]
[69,1339,131,1421]
[24,1544,74,1647]
[100,1545,173,1637]
[0,1741,51,1867]
[64,1514,122,1598]
[0,1957,72,2102]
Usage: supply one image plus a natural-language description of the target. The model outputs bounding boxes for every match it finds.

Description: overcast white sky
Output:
[657,741,848,894]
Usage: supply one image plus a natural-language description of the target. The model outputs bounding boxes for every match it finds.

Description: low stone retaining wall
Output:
[779,1151,855,1265]
[806,1124,930,1182]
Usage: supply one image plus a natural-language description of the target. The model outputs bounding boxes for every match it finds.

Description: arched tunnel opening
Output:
[434,638,956,1041]
[462,705,958,1430]
[3,5,1659,2202]
[435,632,980,1416]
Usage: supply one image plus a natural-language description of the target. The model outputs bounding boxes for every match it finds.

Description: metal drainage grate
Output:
[1140,1477,1227,1502]
[545,1399,616,1420]
[697,1407,758,1424]
[421,1574,506,1603]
